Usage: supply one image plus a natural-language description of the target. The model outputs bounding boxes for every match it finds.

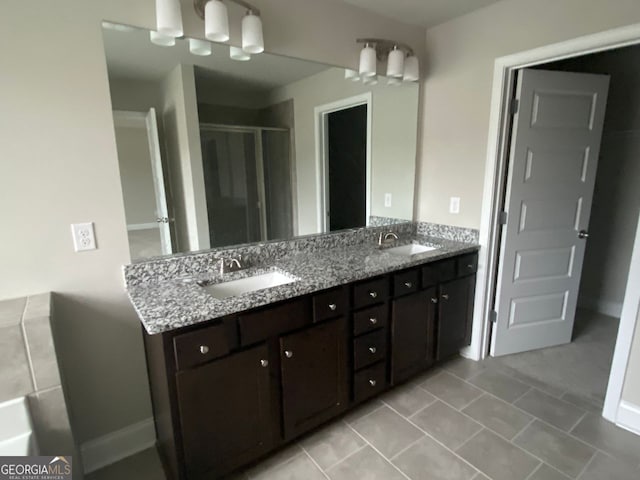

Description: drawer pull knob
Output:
[369,291,378,299]
[260,359,269,368]
[329,303,337,311]
[369,379,377,387]
[431,297,438,304]
[199,345,210,355]
[369,317,378,325]
[404,282,413,288]
[442,294,450,300]
[467,264,474,268]
[369,347,377,354]
[284,350,294,358]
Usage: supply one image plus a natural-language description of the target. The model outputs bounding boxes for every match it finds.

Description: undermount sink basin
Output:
[201,271,297,300]
[386,244,438,256]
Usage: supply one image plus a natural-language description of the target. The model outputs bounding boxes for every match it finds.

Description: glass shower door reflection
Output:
[200,128,262,247]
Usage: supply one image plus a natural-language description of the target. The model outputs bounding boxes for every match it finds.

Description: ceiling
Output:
[102,24,328,92]
[341,0,502,28]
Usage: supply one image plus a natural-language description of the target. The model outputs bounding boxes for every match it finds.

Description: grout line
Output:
[568,411,588,433]
[575,450,598,480]
[345,402,385,425]
[510,386,533,405]
[343,418,413,480]
[452,427,485,453]
[510,417,536,444]
[322,443,368,472]
[388,435,425,461]
[523,462,544,480]
[300,446,331,480]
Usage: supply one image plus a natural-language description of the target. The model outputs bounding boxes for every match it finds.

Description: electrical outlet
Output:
[71,222,97,252]
[449,197,461,214]
[384,193,392,208]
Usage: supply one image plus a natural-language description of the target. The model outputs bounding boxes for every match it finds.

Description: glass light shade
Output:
[403,55,419,82]
[189,38,212,56]
[150,30,176,47]
[386,47,405,78]
[155,0,183,37]
[242,13,264,54]
[359,45,377,77]
[363,74,378,85]
[344,69,360,81]
[205,0,229,42]
[387,77,402,86]
[230,46,251,61]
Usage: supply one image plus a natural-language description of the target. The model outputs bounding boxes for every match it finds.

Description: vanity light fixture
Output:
[193,0,265,55]
[355,38,419,82]
[344,69,361,81]
[189,38,212,56]
[155,0,183,38]
[363,75,378,86]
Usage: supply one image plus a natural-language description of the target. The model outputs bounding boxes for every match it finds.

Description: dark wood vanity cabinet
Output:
[280,317,348,439]
[143,252,478,480]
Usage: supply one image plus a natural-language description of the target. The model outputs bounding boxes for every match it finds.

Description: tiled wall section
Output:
[124,222,418,287]
[0,293,79,471]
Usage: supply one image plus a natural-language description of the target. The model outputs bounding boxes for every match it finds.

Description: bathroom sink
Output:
[200,271,297,300]
[386,244,438,256]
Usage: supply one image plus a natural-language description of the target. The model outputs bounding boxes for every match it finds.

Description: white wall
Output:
[268,67,419,235]
[417,0,640,415]
[0,0,424,450]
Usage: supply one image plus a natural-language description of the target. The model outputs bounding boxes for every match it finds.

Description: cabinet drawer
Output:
[353,277,389,310]
[174,321,237,370]
[353,362,387,403]
[354,329,387,370]
[393,269,420,297]
[422,259,456,287]
[457,253,478,276]
[353,304,388,336]
[313,287,349,323]
[238,299,310,346]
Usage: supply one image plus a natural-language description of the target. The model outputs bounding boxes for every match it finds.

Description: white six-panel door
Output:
[491,69,610,357]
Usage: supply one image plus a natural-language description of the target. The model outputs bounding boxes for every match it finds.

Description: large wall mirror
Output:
[102,23,419,261]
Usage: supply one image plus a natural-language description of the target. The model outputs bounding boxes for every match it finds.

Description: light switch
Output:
[71,222,97,252]
[449,197,460,214]
[384,193,392,208]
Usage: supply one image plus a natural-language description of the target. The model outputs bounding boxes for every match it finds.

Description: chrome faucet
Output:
[219,255,246,275]
[378,231,399,247]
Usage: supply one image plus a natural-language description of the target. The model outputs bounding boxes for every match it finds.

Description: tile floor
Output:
[87,355,640,480]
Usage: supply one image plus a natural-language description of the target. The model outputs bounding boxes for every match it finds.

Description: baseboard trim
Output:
[81,417,156,474]
[617,401,640,436]
[578,298,623,318]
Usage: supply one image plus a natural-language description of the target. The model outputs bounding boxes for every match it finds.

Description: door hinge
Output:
[509,98,519,116]
[498,211,507,225]
[490,311,498,324]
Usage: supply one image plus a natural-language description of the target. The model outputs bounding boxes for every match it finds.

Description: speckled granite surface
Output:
[416,221,479,243]
[127,234,479,335]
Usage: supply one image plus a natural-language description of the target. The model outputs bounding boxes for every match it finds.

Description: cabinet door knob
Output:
[369,346,377,354]
[199,345,209,355]
[329,303,337,311]
[404,281,413,288]
[442,294,450,300]
[369,379,377,387]
[260,359,269,367]
[467,264,474,269]
[284,350,293,358]
[369,291,378,299]
[369,317,378,325]
[431,297,438,304]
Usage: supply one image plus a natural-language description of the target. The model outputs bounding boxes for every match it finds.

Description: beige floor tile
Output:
[462,394,533,439]
[570,413,640,466]
[421,372,483,409]
[300,420,365,470]
[514,388,585,431]
[410,400,482,450]
[467,370,530,403]
[381,382,437,417]
[249,453,325,480]
[579,451,640,480]
[326,446,406,480]
[527,463,571,480]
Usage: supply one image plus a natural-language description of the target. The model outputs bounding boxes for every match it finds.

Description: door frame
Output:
[314,93,372,233]
[472,23,640,425]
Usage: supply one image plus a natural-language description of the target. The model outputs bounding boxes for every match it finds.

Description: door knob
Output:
[199,345,209,355]
[328,303,337,311]
[369,347,377,354]
[284,350,293,358]
[260,359,269,368]
[369,291,378,298]
[369,317,378,325]
[442,294,449,300]
[369,379,377,387]
[578,230,589,239]
[404,282,413,288]
[431,297,438,304]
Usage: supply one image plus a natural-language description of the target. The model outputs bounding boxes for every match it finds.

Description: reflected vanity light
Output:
[387,77,402,86]
[355,38,419,83]
[363,75,378,86]
[155,0,183,38]
[344,69,360,81]
[230,45,251,61]
[189,38,212,56]
[150,30,176,47]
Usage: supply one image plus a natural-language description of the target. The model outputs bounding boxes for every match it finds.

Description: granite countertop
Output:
[127,235,479,335]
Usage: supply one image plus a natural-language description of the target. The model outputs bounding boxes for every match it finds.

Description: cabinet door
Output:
[437,277,472,360]
[280,317,348,439]
[175,344,273,478]
[391,289,436,384]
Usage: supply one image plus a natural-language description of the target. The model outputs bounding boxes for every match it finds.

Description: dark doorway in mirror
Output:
[328,104,367,231]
